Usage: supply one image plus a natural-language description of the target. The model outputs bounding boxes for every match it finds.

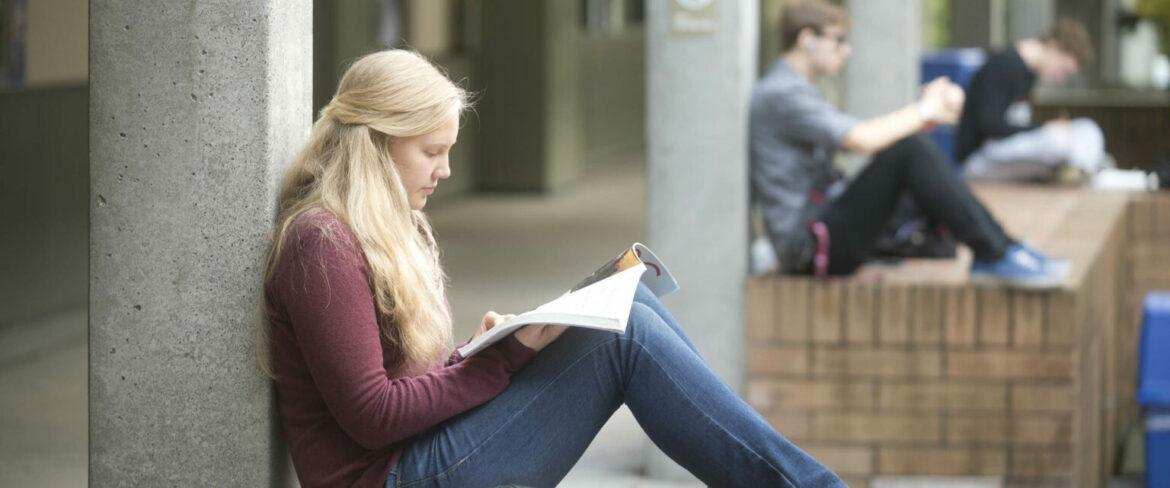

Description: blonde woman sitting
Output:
[260,49,843,488]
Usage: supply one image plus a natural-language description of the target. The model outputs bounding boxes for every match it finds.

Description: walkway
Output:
[0,157,703,487]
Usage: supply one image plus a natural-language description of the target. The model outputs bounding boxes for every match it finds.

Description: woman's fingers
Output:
[472,311,501,339]
[514,323,567,351]
[544,324,568,341]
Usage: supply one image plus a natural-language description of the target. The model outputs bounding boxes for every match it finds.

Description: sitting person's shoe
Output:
[1017,241,1072,277]
[970,244,1069,289]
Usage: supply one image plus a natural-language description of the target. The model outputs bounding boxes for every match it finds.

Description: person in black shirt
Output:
[957,19,1104,181]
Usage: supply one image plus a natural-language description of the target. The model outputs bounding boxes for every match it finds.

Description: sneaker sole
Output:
[1043,262,1073,277]
[969,271,1066,290]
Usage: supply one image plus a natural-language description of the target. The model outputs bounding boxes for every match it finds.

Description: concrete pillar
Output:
[0,86,88,326]
[950,0,1008,49]
[1056,0,1107,86]
[844,0,922,119]
[645,0,756,479]
[1009,0,1055,43]
[759,0,791,75]
[1098,0,1122,86]
[89,2,310,486]
[479,0,583,192]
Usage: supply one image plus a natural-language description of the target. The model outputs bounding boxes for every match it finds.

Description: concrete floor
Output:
[0,308,88,487]
[0,158,703,487]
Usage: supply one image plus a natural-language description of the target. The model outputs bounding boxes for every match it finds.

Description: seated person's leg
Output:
[817,141,914,275]
[1066,118,1106,173]
[964,118,1105,181]
[633,282,701,357]
[833,134,1068,287]
[392,303,846,487]
[820,134,1014,274]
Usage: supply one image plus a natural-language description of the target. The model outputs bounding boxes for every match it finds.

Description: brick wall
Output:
[745,190,1144,488]
[1118,193,1170,464]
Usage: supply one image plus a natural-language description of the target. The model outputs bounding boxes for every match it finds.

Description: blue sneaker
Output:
[970,244,1069,289]
[1017,241,1072,277]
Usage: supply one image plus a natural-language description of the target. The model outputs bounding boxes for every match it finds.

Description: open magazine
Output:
[456,243,679,358]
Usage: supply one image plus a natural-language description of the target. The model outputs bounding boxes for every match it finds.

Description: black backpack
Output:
[869,195,957,261]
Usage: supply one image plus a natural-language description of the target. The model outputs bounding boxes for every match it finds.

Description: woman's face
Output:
[389,111,459,210]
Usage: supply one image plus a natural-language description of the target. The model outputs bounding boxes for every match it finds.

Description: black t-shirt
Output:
[956,49,1036,163]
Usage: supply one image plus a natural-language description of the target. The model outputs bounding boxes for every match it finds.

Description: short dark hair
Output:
[1043,18,1094,68]
[779,0,850,51]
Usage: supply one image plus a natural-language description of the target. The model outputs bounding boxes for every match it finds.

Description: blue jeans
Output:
[386,283,844,488]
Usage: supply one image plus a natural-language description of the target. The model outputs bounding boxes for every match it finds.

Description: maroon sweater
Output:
[265,212,537,488]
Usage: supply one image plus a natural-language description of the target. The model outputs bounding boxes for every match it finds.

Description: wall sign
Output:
[671,0,717,36]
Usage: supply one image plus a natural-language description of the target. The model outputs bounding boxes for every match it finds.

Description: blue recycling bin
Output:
[1139,292,1170,488]
[920,48,986,166]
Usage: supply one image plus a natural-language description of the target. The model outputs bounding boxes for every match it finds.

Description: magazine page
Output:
[533,263,645,321]
[571,247,643,292]
[456,264,645,357]
[571,243,679,297]
[631,243,679,297]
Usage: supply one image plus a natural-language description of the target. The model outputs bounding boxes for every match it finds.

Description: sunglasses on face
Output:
[812,27,849,49]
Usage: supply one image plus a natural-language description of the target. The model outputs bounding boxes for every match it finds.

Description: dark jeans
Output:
[818,134,1014,275]
[385,284,845,488]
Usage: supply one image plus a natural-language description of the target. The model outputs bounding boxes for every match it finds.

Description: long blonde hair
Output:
[260,50,466,374]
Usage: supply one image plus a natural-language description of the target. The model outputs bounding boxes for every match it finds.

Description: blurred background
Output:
[2,0,1169,486]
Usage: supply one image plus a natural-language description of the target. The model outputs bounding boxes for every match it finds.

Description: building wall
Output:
[314,0,645,195]
[0,0,647,328]
[580,28,646,165]
[745,188,1133,487]
[0,0,89,326]
[25,0,87,85]
[0,86,88,325]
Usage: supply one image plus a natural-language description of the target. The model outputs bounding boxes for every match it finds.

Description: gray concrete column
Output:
[759,0,792,75]
[479,0,583,193]
[1056,0,1107,86]
[645,0,756,479]
[950,0,1008,48]
[1009,0,1056,43]
[89,2,310,486]
[844,0,922,119]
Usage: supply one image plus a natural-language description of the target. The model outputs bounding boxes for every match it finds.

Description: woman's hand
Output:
[472,311,515,340]
[513,323,569,352]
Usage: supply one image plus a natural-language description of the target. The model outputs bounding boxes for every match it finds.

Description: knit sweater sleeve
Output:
[275,216,537,450]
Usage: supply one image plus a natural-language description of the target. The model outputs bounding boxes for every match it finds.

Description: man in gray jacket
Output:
[750,0,1069,288]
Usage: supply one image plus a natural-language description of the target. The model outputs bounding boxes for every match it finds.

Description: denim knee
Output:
[625,302,675,345]
[634,282,655,303]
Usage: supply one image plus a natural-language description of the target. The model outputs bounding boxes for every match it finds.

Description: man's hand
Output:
[1044,117,1072,131]
[919,77,964,125]
[472,311,516,340]
[843,77,965,154]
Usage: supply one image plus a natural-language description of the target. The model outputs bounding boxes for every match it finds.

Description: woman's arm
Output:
[444,311,522,367]
[276,220,536,450]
